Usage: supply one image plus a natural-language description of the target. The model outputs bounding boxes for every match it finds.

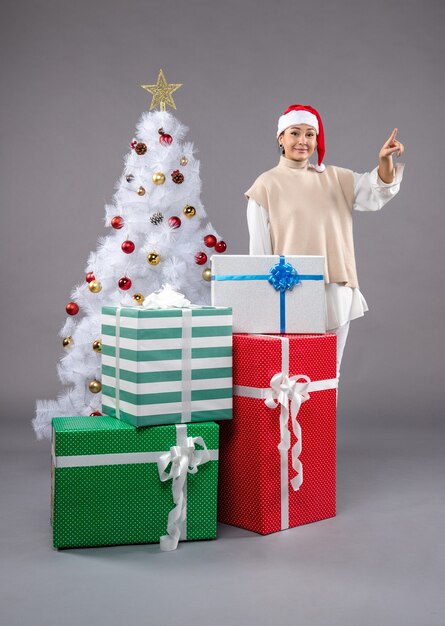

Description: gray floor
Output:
[1,416,444,626]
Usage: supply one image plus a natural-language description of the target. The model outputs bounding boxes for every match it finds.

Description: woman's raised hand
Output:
[378,128,404,183]
[379,128,404,160]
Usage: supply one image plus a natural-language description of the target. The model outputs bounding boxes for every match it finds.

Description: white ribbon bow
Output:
[264,372,311,491]
[157,436,211,551]
[142,284,192,310]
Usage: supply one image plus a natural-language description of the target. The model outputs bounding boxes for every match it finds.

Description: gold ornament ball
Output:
[88,280,102,294]
[137,186,146,196]
[152,172,165,185]
[180,156,188,166]
[132,293,145,305]
[183,204,196,218]
[88,379,102,394]
[147,252,161,265]
[202,267,212,282]
[92,339,102,353]
[62,336,73,348]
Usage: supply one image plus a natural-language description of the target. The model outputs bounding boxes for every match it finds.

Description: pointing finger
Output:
[386,128,397,146]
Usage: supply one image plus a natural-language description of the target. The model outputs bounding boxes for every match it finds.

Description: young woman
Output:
[246,104,405,379]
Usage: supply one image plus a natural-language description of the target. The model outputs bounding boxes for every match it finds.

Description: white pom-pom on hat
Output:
[313,163,326,172]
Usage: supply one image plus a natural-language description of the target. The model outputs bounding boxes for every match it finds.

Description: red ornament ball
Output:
[85,272,95,283]
[215,240,227,253]
[168,216,181,229]
[111,216,124,229]
[121,240,135,254]
[90,411,102,417]
[118,276,132,290]
[158,128,173,146]
[204,234,217,248]
[66,302,79,316]
[194,252,208,265]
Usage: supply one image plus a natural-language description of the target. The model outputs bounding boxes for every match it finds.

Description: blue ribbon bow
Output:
[268,258,301,293]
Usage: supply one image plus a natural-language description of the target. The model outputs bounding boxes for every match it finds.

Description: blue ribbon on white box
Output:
[212,256,324,333]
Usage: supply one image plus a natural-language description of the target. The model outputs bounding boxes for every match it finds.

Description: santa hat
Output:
[277,104,326,172]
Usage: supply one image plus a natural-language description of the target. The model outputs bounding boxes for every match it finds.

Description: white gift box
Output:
[211,255,326,334]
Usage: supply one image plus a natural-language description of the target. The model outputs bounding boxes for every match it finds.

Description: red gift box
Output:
[218,333,337,534]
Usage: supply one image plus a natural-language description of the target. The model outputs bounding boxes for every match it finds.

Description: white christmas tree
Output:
[34,70,227,440]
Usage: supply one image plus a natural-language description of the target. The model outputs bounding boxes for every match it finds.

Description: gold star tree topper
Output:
[141,69,183,111]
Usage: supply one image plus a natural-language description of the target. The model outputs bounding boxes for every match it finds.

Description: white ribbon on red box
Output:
[233,335,337,530]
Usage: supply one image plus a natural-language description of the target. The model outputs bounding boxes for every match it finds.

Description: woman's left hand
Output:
[379,128,405,160]
[378,128,404,183]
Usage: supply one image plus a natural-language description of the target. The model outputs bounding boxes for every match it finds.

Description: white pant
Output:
[332,321,350,380]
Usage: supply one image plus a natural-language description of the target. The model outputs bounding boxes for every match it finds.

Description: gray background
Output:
[1,0,444,625]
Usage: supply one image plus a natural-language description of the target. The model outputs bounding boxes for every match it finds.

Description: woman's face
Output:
[279,124,317,162]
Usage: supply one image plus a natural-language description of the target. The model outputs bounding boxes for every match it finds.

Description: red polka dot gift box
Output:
[51,416,219,551]
[218,333,337,535]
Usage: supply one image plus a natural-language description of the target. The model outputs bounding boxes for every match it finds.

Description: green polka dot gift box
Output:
[101,305,233,428]
[51,416,219,551]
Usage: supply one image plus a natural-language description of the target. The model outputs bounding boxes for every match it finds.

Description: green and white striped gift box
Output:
[101,305,233,428]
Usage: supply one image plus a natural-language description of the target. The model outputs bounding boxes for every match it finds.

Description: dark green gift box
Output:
[51,416,219,550]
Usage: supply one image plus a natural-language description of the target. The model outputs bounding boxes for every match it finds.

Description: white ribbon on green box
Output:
[233,335,337,530]
[52,423,218,551]
[157,424,212,551]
